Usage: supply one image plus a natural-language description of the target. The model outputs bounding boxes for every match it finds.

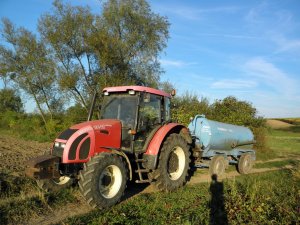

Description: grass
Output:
[0,172,78,224]
[0,123,299,224]
[255,125,300,160]
[254,159,297,169]
[64,168,300,225]
[265,126,300,158]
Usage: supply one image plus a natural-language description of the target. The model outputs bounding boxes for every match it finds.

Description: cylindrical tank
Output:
[188,115,254,151]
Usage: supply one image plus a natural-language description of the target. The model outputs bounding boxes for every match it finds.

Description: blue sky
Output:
[0,0,300,118]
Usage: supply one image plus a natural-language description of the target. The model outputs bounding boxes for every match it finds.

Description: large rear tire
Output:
[237,153,254,174]
[151,133,190,191]
[79,153,128,209]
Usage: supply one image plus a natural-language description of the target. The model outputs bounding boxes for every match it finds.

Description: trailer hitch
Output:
[25,155,60,179]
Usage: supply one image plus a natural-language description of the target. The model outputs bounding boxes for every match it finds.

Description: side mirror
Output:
[171,89,176,97]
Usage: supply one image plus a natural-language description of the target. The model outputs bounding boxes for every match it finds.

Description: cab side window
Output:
[138,93,161,130]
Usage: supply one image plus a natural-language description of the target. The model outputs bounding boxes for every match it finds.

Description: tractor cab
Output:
[98,86,172,152]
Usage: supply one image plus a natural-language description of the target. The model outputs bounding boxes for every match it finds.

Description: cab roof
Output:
[103,86,171,98]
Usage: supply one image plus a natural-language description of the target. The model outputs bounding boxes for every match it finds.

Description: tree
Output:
[209,96,265,128]
[0,18,58,125]
[0,88,23,113]
[38,0,169,108]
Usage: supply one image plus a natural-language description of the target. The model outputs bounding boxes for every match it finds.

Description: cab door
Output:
[134,93,163,152]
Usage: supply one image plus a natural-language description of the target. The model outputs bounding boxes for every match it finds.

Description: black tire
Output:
[79,153,128,209]
[209,156,226,176]
[237,153,254,174]
[151,133,190,191]
[37,176,73,192]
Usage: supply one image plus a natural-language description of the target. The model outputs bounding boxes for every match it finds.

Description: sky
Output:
[0,0,300,118]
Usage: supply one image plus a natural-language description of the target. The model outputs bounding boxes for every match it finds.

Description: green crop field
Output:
[0,124,299,225]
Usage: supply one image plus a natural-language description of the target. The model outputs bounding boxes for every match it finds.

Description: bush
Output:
[171,93,211,125]
[0,89,23,113]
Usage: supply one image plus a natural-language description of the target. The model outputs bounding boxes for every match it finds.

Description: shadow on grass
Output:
[209,174,228,225]
[121,181,150,202]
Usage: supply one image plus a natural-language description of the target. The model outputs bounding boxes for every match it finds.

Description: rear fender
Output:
[143,123,188,170]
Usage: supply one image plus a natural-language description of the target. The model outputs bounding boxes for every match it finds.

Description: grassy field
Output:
[0,122,299,225]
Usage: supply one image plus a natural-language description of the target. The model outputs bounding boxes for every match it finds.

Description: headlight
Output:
[54,142,66,148]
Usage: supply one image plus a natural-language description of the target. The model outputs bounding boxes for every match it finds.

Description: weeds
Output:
[0,172,78,224]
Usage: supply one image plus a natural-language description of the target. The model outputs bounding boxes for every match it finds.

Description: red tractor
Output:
[26,86,193,208]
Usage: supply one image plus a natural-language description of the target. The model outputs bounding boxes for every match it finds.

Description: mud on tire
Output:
[78,153,128,209]
[150,133,191,191]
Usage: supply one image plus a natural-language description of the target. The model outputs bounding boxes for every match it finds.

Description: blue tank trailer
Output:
[188,115,256,176]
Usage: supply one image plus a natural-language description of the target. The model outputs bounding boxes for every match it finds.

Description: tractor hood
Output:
[53,119,122,163]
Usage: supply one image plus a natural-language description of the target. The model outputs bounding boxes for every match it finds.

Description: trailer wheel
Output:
[237,154,253,174]
[37,176,73,192]
[151,133,190,191]
[209,156,226,176]
[79,153,128,209]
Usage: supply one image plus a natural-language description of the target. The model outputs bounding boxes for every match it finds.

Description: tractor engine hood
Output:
[53,119,122,163]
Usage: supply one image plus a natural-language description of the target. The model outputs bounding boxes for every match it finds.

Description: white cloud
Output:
[272,35,300,53]
[160,59,197,68]
[211,79,257,89]
[243,57,298,96]
[156,5,240,21]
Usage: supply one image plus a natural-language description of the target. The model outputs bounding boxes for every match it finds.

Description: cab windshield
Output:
[100,94,138,128]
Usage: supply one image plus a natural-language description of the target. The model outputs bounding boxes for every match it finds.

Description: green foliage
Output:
[37,0,169,110]
[210,96,265,128]
[0,88,23,113]
[172,92,211,125]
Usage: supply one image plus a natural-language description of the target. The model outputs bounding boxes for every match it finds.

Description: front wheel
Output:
[79,153,128,209]
[37,176,73,192]
[150,133,191,191]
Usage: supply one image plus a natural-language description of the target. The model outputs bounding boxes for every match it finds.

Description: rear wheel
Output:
[237,153,254,174]
[209,156,226,176]
[151,133,190,191]
[79,153,128,209]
